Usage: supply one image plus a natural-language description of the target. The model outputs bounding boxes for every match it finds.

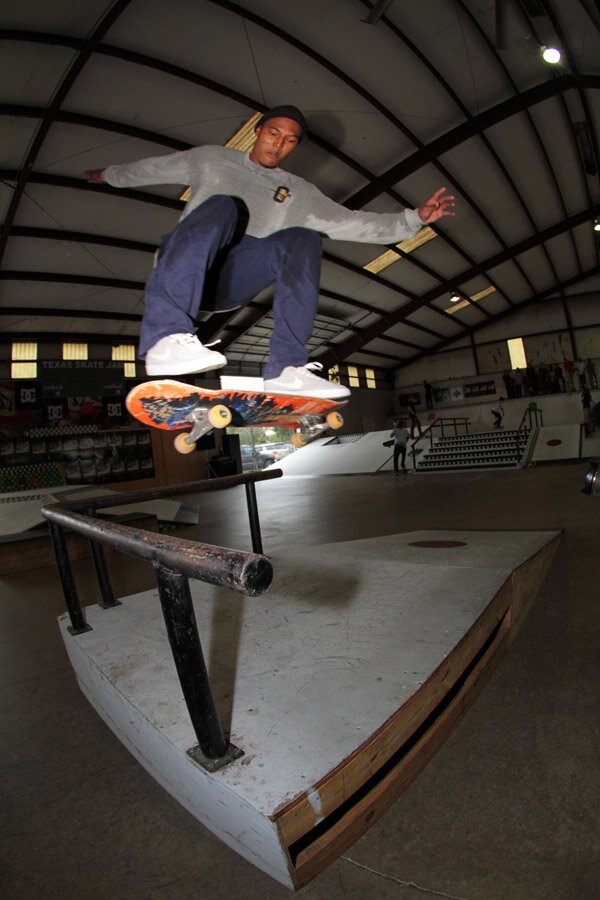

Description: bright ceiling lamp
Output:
[541,45,561,64]
[594,218,600,232]
[445,285,496,314]
[449,291,461,303]
[363,226,437,274]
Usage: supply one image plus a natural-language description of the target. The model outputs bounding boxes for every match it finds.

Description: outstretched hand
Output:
[83,169,105,183]
[417,187,456,224]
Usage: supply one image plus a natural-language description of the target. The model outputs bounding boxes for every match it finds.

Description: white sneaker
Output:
[145,333,227,376]
[263,362,350,399]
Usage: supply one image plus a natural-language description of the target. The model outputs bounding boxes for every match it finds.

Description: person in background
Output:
[553,363,565,393]
[423,379,434,410]
[491,397,505,429]
[513,368,524,397]
[586,358,597,389]
[390,418,409,475]
[577,358,587,389]
[406,398,423,439]
[526,364,539,396]
[502,369,514,398]
[563,357,575,391]
[581,385,594,437]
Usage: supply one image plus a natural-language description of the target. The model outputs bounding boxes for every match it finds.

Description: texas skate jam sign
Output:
[38,361,126,399]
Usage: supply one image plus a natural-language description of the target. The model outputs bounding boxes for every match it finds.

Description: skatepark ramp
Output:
[269,414,587,476]
[44,464,561,887]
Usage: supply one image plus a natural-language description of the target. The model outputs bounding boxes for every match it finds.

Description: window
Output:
[328,364,341,384]
[365,368,376,389]
[11,342,37,379]
[507,337,527,369]
[348,365,360,388]
[63,342,88,360]
[112,344,136,378]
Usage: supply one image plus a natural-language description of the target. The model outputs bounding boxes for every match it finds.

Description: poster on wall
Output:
[0,382,44,437]
[13,380,42,411]
[43,399,67,426]
[102,396,126,424]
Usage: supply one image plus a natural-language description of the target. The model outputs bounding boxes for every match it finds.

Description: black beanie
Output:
[257,105,307,141]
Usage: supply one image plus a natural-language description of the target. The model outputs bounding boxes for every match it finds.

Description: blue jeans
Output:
[139,195,322,379]
[393,443,407,471]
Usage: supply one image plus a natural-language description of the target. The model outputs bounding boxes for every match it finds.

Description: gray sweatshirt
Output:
[103,145,423,243]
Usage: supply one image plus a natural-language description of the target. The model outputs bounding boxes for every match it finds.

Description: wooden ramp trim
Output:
[273,536,559,888]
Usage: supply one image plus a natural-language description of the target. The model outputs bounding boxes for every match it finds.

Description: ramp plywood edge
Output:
[275,534,560,887]
[58,529,560,890]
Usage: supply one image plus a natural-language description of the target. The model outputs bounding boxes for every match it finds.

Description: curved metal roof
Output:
[1,0,599,374]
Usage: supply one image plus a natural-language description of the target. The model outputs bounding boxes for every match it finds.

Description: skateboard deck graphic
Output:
[126,380,345,453]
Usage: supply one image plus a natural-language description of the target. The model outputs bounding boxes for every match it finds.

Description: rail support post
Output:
[155,564,243,772]
[245,480,264,554]
[48,521,90,635]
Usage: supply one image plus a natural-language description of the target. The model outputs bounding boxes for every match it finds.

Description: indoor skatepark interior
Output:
[2,462,599,899]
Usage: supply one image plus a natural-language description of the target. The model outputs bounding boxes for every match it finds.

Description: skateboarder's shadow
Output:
[205,562,360,734]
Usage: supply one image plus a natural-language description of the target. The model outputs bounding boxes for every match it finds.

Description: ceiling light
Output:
[445,286,496,315]
[541,45,561,64]
[449,292,461,303]
[594,218,600,232]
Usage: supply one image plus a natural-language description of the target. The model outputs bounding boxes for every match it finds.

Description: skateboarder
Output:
[84,105,455,399]
[491,397,505,429]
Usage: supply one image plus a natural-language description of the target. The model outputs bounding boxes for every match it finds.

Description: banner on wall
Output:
[43,399,67,425]
[38,361,126,399]
[13,380,42,411]
[102,396,127,423]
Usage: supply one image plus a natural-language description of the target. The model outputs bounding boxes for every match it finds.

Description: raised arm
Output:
[83,148,199,190]
[417,187,456,224]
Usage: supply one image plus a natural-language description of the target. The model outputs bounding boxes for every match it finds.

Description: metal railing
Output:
[409,416,470,468]
[514,403,543,465]
[42,468,282,772]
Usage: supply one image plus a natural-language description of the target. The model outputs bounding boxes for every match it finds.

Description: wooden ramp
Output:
[58,529,559,889]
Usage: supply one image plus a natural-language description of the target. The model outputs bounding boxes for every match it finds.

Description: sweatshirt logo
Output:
[273,185,291,203]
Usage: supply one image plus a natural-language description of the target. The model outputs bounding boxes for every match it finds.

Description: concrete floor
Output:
[1,463,599,899]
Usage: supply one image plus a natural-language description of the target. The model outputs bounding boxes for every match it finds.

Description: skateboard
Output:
[125,379,346,454]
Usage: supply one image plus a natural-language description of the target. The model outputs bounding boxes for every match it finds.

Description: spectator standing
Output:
[390,419,409,475]
[406,399,423,439]
[586,358,597,389]
[538,363,548,394]
[502,370,514,398]
[577,359,587,388]
[423,380,434,410]
[582,386,594,437]
[527,365,539,396]
[553,364,565,393]
[563,357,575,391]
[513,368,524,397]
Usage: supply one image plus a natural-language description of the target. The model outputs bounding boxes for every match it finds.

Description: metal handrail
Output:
[42,468,281,771]
[409,416,470,468]
[514,404,542,464]
[57,469,281,553]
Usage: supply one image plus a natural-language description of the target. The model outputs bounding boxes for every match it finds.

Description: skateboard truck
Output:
[173,403,232,454]
[291,411,344,447]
